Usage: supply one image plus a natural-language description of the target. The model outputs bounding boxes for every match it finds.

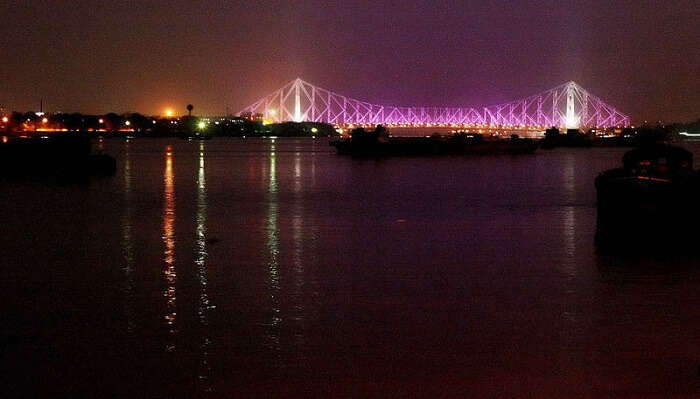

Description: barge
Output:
[595,143,700,252]
[330,126,538,156]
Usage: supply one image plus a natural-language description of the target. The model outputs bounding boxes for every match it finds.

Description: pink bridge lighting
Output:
[240,78,630,129]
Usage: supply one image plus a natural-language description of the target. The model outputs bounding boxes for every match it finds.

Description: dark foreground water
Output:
[1,138,698,398]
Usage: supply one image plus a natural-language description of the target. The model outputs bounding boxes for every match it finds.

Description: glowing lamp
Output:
[311,127,318,133]
[98,118,104,124]
[2,117,8,123]
[165,109,174,117]
[125,121,131,126]
[42,118,48,123]
[198,121,206,129]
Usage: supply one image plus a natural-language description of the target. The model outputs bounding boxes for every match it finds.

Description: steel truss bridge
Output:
[240,78,630,130]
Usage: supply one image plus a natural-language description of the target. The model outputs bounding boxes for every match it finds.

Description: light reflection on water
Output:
[3,138,700,397]
[163,147,177,351]
[195,142,213,392]
[561,152,580,323]
[266,141,282,354]
[291,152,308,361]
[121,141,135,334]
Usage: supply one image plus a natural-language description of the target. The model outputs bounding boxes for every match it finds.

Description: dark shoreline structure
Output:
[0,111,339,139]
[331,125,538,156]
[595,142,700,253]
[540,126,663,148]
[2,107,697,142]
[0,133,116,181]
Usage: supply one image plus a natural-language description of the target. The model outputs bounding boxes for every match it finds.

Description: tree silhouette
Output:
[187,104,193,116]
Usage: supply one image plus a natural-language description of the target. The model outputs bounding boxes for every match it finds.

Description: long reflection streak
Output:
[122,141,135,334]
[266,142,281,352]
[163,148,177,351]
[291,153,307,360]
[562,154,578,323]
[563,154,577,276]
[195,143,213,392]
[292,155,305,302]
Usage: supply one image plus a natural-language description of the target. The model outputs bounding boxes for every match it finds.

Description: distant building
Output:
[240,111,263,122]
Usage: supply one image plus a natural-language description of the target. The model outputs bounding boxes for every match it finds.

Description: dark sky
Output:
[1,0,699,122]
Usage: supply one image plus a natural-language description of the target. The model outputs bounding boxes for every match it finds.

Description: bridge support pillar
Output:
[565,82,579,129]
[294,79,302,122]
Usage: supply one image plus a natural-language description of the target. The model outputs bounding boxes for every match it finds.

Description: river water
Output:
[1,138,698,398]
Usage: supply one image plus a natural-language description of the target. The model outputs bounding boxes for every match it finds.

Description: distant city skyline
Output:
[1,1,699,122]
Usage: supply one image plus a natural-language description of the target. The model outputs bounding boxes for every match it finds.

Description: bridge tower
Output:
[565,82,579,129]
[294,78,302,122]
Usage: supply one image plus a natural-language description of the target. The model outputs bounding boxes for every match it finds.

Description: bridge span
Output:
[240,78,630,131]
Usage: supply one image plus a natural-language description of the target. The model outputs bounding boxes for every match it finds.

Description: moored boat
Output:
[0,133,116,180]
[594,143,700,252]
[330,125,538,156]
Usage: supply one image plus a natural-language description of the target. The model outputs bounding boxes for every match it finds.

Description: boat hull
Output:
[0,134,116,181]
[330,137,537,156]
[595,169,700,252]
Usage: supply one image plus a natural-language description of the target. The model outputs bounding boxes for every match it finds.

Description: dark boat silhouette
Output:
[595,143,700,252]
[330,125,538,156]
[0,133,116,181]
[540,127,592,149]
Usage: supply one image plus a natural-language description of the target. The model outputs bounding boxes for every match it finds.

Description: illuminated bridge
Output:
[240,78,630,130]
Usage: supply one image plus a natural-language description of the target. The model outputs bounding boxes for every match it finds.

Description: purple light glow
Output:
[242,78,630,129]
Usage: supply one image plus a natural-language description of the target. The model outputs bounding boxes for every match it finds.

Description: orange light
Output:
[165,108,174,117]
[42,117,48,124]
[2,116,8,123]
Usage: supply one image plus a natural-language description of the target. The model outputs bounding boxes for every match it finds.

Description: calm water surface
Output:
[1,138,698,398]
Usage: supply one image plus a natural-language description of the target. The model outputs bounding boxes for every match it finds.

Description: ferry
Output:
[330,126,538,156]
[0,133,116,180]
[594,143,699,251]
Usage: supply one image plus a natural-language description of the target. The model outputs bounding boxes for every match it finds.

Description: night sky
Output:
[1,1,699,122]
